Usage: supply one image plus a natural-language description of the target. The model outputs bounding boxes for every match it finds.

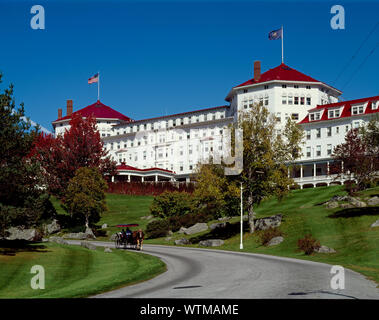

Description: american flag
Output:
[88,73,99,84]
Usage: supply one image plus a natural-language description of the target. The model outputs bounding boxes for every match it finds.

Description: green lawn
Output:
[0,242,165,298]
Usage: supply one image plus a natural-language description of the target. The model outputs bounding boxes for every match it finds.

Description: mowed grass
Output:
[0,242,165,298]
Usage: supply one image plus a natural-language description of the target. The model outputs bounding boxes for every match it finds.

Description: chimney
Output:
[66,100,73,116]
[254,60,261,81]
[58,108,62,119]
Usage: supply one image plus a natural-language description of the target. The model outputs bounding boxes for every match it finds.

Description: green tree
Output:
[150,191,194,219]
[237,103,304,233]
[0,73,53,238]
[193,163,239,218]
[63,167,108,228]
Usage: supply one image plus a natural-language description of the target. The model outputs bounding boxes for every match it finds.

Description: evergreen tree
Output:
[0,73,52,237]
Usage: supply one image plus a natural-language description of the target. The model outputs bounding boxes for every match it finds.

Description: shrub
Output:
[150,191,194,219]
[168,211,213,232]
[258,227,283,246]
[146,219,170,239]
[297,234,320,255]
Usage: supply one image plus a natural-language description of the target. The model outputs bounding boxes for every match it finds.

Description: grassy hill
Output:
[52,186,379,285]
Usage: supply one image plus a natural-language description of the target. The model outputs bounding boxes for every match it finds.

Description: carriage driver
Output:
[125,227,132,241]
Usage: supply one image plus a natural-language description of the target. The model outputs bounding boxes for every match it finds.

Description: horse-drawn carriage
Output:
[114,224,144,250]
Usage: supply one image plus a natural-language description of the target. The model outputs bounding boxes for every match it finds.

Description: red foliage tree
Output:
[332,128,376,192]
[30,113,117,199]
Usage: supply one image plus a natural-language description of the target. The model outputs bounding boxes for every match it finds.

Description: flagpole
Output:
[281,25,284,64]
[98,72,100,101]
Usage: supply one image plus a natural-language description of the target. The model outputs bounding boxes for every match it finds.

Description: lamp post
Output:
[240,182,243,250]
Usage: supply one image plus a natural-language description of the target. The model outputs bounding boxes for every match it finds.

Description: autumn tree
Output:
[31,113,117,199]
[63,167,108,228]
[237,103,304,233]
[0,73,54,237]
[332,126,377,192]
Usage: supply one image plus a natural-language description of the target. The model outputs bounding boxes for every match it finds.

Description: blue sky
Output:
[0,0,378,132]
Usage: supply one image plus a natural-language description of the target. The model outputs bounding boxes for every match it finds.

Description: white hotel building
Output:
[52,62,379,186]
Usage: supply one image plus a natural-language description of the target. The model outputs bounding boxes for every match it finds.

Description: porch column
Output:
[141,176,144,182]
[186,177,190,183]
[111,176,115,183]
[128,174,131,182]
[300,164,303,179]
[155,175,158,182]
[327,161,330,176]
[313,163,316,179]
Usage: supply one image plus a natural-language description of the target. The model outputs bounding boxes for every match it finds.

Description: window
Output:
[291,113,299,121]
[180,118,184,125]
[306,130,311,140]
[288,94,293,105]
[306,97,311,105]
[336,126,340,134]
[372,101,378,110]
[264,85,269,89]
[329,109,340,118]
[306,147,311,158]
[294,85,299,89]
[345,125,349,132]
[243,89,248,93]
[316,145,321,157]
[294,96,299,105]
[189,165,193,170]
[282,84,287,88]
[327,127,332,137]
[316,128,321,138]
[306,85,311,89]
[352,105,364,115]
[300,96,305,105]
[282,94,287,105]
[327,144,332,155]
[264,96,269,106]
[243,100,248,109]
[276,112,281,122]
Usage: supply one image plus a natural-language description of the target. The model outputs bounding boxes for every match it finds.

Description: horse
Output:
[133,229,144,250]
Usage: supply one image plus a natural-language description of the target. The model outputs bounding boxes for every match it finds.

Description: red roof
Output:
[299,95,379,124]
[116,163,174,174]
[234,63,340,92]
[53,100,132,122]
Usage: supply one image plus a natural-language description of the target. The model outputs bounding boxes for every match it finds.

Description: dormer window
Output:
[310,112,321,121]
[328,109,341,118]
[352,105,364,115]
[372,101,378,110]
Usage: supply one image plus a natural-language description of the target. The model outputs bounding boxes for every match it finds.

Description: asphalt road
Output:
[67,240,378,299]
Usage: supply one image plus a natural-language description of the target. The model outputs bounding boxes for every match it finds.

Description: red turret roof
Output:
[53,100,132,123]
[233,63,341,93]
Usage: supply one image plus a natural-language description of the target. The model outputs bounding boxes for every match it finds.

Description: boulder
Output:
[81,241,97,250]
[254,214,282,231]
[325,201,339,209]
[101,224,108,229]
[199,239,224,247]
[218,216,231,221]
[314,245,336,254]
[178,227,187,234]
[85,227,96,239]
[141,215,153,220]
[210,222,227,231]
[43,219,61,235]
[339,203,354,209]
[168,230,173,236]
[371,219,379,228]
[350,199,367,208]
[175,238,190,245]
[104,247,112,253]
[6,227,42,241]
[63,232,88,240]
[184,223,208,235]
[49,236,68,245]
[267,236,284,247]
[165,237,172,241]
[367,196,379,206]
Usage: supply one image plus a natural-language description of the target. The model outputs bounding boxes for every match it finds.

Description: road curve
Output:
[67,240,378,299]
